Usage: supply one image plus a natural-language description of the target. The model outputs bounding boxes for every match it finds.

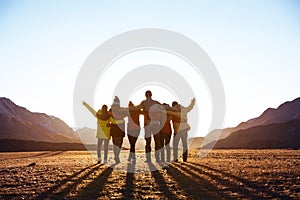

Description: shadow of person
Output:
[187,162,291,199]
[162,163,236,200]
[122,163,135,199]
[36,163,103,199]
[74,164,116,199]
[147,163,176,199]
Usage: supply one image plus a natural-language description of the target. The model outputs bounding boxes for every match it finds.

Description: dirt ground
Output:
[0,149,299,199]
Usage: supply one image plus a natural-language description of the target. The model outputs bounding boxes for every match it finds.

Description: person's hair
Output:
[96,104,110,120]
[172,101,178,107]
[145,90,152,98]
[113,96,120,104]
[128,101,134,107]
[102,105,108,111]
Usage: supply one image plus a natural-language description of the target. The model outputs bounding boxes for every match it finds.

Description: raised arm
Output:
[184,98,196,113]
[82,101,97,117]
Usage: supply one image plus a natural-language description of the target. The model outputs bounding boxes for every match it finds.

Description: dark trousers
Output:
[97,138,109,161]
[173,130,188,162]
[112,136,123,162]
[127,129,140,161]
[161,133,171,162]
[111,123,125,163]
[145,124,161,162]
[154,132,162,162]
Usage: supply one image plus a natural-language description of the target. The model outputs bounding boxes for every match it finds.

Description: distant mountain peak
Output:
[277,97,300,110]
[206,97,300,144]
[241,97,300,129]
[0,97,79,143]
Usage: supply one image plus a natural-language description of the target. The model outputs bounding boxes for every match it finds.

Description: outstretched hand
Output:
[191,98,196,104]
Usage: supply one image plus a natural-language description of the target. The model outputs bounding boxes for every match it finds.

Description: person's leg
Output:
[131,132,138,163]
[119,136,124,157]
[112,136,116,157]
[173,133,180,162]
[97,138,103,162]
[112,136,119,163]
[115,137,121,163]
[154,132,161,162]
[161,134,166,162]
[153,124,162,162]
[182,131,188,162]
[144,126,152,162]
[165,133,171,162]
[115,137,123,163]
[103,139,109,162]
[128,133,134,161]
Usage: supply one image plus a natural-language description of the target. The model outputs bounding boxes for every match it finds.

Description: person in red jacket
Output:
[127,101,141,164]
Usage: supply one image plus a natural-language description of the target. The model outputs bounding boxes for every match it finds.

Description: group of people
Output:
[83,90,195,164]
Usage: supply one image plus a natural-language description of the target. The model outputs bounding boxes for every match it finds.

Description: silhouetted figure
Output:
[110,96,128,164]
[127,101,141,164]
[160,103,172,162]
[134,90,162,163]
[172,98,195,162]
[83,101,110,163]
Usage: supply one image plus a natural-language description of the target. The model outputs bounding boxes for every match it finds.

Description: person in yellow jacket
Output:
[83,101,111,163]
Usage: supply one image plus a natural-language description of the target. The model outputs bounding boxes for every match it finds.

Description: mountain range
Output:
[1,96,299,151]
[0,97,79,143]
[196,97,300,149]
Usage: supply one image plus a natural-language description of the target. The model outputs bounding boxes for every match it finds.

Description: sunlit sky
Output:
[1,1,300,136]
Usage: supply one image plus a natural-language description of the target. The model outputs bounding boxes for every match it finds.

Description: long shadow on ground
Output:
[187,162,292,199]
[36,163,104,199]
[74,164,115,199]
[121,163,135,199]
[148,163,177,199]
[163,163,236,200]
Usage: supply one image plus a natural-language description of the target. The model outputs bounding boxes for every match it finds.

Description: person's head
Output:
[128,101,134,107]
[102,104,108,111]
[113,96,120,105]
[172,101,178,107]
[97,104,109,119]
[145,90,152,98]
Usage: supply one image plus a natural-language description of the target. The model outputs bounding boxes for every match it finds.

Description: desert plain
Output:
[0,149,299,199]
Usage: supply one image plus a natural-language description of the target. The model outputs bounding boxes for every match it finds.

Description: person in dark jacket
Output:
[132,90,162,163]
[110,96,128,164]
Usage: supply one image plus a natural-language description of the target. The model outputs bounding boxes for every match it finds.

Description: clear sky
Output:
[1,0,300,136]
